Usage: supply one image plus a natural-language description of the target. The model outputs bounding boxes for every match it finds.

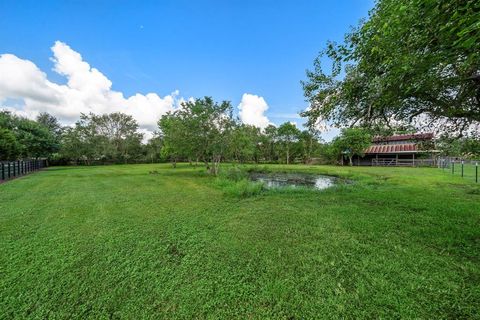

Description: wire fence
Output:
[0,159,47,182]
[438,158,479,183]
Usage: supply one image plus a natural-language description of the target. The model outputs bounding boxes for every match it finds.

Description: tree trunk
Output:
[286,146,290,165]
[349,156,353,166]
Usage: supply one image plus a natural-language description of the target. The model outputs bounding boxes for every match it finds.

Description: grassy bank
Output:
[1,164,479,318]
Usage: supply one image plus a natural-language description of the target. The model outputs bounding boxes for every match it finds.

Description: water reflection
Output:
[249,172,338,190]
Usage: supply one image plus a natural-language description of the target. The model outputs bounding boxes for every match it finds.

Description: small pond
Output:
[249,172,343,190]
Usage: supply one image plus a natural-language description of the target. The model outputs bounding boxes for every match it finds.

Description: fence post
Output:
[452,161,454,175]
[461,161,464,178]
[476,162,478,183]
[1,163,4,180]
[8,162,11,179]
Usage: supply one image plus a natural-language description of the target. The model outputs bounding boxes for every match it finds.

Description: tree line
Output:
[0,100,328,169]
[2,100,479,171]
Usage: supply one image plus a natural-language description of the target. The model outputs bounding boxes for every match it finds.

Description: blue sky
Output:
[0,0,373,140]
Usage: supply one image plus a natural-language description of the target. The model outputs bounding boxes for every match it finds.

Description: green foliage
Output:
[0,164,479,318]
[214,176,265,198]
[277,122,301,164]
[228,124,260,163]
[221,166,249,181]
[437,135,480,158]
[159,97,234,174]
[0,128,20,160]
[303,0,480,136]
[0,110,59,159]
[59,112,144,164]
[331,128,372,166]
[145,132,163,163]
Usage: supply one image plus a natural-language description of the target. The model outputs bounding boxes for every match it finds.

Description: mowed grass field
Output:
[1,164,479,319]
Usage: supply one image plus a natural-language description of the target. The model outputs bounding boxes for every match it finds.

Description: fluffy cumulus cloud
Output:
[237,93,272,129]
[0,41,273,135]
[0,41,180,131]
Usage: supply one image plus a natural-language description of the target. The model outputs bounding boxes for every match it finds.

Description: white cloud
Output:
[0,41,179,132]
[237,93,272,129]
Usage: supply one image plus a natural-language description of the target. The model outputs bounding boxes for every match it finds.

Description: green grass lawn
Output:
[1,164,479,319]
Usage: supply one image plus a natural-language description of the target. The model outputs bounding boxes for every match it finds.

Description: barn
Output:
[348,133,439,166]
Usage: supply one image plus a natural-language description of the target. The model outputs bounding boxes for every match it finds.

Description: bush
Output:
[215,166,264,197]
[222,166,248,181]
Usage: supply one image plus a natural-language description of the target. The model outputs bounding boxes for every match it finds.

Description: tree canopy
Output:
[0,111,59,159]
[302,0,480,137]
[332,128,372,166]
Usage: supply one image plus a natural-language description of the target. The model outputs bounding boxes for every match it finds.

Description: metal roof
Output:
[365,143,420,154]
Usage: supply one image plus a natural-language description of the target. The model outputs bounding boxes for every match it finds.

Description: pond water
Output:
[249,172,341,190]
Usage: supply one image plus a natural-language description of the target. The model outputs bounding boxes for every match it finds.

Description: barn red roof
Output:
[365,143,419,154]
[372,133,433,143]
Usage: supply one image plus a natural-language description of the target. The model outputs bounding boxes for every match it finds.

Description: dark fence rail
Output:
[0,159,47,182]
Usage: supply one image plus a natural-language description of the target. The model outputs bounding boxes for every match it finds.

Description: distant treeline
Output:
[1,97,479,169]
[0,101,329,167]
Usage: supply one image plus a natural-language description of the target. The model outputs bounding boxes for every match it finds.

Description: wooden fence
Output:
[0,159,47,182]
[372,158,436,167]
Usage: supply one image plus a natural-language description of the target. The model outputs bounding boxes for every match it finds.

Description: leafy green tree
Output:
[257,124,278,163]
[158,113,186,167]
[145,132,163,163]
[332,128,371,166]
[60,126,87,164]
[277,122,301,164]
[0,111,59,159]
[159,97,234,174]
[14,117,59,158]
[0,128,20,160]
[303,0,480,136]
[229,124,259,163]
[298,129,322,164]
[437,135,480,158]
[59,112,143,164]
[84,112,143,163]
[36,112,64,139]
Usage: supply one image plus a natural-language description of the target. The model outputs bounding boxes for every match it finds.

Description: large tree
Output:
[228,124,260,163]
[159,97,234,175]
[332,128,371,166]
[60,112,143,164]
[298,129,322,164]
[0,128,20,161]
[302,0,480,136]
[277,122,301,164]
[36,112,63,140]
[0,111,59,159]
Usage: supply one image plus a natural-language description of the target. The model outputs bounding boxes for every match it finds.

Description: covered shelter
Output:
[349,133,439,166]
